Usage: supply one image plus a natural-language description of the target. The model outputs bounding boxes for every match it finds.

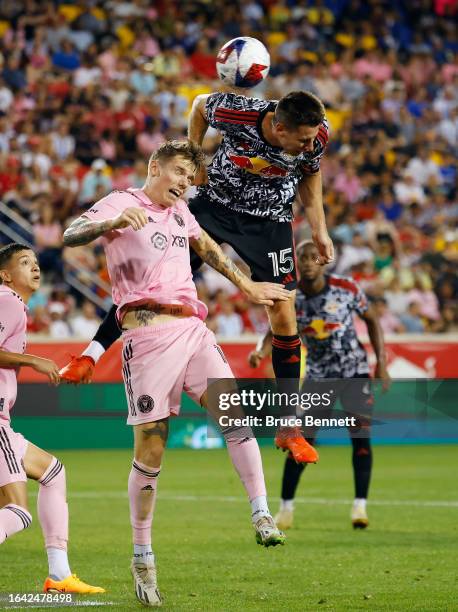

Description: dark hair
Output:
[149,139,206,174]
[0,243,33,280]
[274,91,325,129]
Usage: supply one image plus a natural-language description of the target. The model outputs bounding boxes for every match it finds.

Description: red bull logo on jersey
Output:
[301,319,343,340]
[229,154,288,177]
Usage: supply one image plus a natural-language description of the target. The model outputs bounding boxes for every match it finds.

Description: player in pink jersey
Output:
[63,140,291,607]
[0,243,105,595]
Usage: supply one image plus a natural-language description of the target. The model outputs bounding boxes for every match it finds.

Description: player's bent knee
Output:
[0,504,32,543]
[38,457,66,488]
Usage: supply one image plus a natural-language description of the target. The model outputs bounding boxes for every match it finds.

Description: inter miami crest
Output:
[151,232,167,250]
[137,395,154,413]
[173,213,185,227]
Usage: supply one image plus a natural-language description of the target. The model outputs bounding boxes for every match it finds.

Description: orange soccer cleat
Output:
[43,574,105,594]
[275,426,319,463]
[59,355,95,384]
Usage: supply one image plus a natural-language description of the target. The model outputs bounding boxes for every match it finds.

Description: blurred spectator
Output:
[399,302,426,333]
[71,299,102,338]
[79,159,112,205]
[50,121,75,160]
[335,233,373,275]
[215,301,244,337]
[373,298,405,334]
[394,171,426,206]
[384,278,411,316]
[48,302,72,338]
[33,201,63,279]
[52,39,81,71]
[406,279,441,322]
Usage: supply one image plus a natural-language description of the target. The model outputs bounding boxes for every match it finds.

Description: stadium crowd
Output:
[0,0,456,338]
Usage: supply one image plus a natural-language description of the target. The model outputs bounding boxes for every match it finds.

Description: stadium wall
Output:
[12,337,458,450]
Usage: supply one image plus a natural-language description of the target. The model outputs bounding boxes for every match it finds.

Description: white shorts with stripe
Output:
[0,423,27,487]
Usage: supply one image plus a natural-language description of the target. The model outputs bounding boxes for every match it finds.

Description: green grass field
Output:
[1,445,456,611]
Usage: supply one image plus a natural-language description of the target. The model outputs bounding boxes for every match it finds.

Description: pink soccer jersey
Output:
[83,189,208,322]
[0,286,27,423]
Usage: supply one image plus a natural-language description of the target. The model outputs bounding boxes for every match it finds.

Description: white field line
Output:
[28,491,458,507]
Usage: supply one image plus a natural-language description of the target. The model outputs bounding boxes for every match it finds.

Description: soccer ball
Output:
[216,37,270,88]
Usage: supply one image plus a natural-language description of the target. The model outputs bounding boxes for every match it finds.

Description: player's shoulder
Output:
[0,285,24,305]
[0,286,27,318]
[327,274,361,296]
[88,189,141,214]
[174,199,191,216]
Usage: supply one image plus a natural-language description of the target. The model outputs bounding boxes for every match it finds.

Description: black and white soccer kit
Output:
[296,275,373,432]
[189,92,329,289]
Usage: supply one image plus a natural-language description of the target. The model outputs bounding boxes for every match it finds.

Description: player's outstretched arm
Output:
[63,207,148,247]
[298,171,334,264]
[189,230,291,306]
[188,94,211,146]
[248,330,273,368]
[0,349,60,385]
[361,306,391,391]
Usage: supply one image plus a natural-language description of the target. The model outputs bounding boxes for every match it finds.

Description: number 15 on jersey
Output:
[268,248,294,277]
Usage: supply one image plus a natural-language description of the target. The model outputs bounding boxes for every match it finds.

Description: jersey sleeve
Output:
[83,191,130,222]
[0,294,23,349]
[351,281,369,316]
[301,119,329,175]
[205,92,265,134]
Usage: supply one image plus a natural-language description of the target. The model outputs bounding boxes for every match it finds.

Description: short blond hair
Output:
[149,140,206,174]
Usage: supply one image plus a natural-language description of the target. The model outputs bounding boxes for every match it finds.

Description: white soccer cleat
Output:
[274,507,294,531]
[351,502,369,529]
[253,514,286,547]
[131,561,162,607]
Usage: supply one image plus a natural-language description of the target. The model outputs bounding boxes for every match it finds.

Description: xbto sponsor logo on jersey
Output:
[172,235,187,248]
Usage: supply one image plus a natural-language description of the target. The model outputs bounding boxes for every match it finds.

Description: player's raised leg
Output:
[189,325,285,547]
[129,420,166,607]
[268,296,319,464]
[23,443,105,594]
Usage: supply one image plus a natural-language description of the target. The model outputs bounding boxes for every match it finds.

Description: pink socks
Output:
[0,504,32,543]
[38,458,68,550]
[128,460,161,546]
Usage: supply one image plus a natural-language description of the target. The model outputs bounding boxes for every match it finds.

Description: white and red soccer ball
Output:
[216,37,270,88]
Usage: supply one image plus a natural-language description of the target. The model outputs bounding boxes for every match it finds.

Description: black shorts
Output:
[189,194,297,289]
[300,374,373,440]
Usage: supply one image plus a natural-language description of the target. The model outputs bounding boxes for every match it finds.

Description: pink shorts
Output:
[121,317,234,425]
[0,422,28,487]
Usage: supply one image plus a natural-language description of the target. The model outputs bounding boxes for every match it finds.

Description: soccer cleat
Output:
[59,355,95,384]
[275,426,319,463]
[43,574,105,594]
[131,561,162,607]
[351,503,369,529]
[253,514,286,547]
[274,508,294,531]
